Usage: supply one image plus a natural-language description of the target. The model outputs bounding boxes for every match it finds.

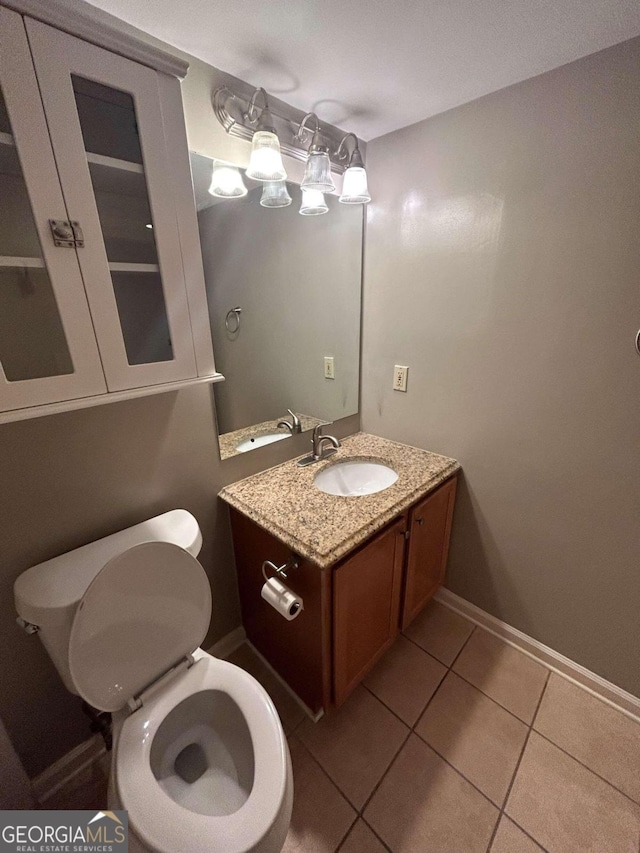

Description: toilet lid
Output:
[69,542,212,712]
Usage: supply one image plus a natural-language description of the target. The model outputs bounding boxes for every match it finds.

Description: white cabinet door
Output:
[26,20,198,392]
[0,7,107,412]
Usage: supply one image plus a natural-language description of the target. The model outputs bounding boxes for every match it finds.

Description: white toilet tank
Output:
[14,510,202,694]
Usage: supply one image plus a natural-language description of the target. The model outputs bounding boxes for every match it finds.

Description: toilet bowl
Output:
[14,511,293,853]
[109,650,293,853]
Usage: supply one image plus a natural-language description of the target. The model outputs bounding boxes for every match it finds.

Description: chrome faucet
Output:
[297,423,341,467]
[277,409,302,434]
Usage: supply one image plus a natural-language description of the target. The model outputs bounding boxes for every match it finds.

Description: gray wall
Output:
[0,47,362,780]
[0,388,358,777]
[199,188,362,434]
[362,37,640,697]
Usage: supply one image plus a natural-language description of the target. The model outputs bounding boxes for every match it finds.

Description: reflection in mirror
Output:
[190,153,363,459]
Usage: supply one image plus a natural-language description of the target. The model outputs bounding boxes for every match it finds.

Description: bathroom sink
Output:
[314,460,399,496]
[236,432,291,453]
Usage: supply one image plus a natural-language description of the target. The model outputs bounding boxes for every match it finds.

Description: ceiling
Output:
[85,0,640,140]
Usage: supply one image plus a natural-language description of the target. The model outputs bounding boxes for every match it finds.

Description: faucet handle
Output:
[287,409,302,433]
[313,421,332,438]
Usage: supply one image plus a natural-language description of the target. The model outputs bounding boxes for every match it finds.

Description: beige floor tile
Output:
[506,732,640,853]
[364,635,447,725]
[490,816,544,853]
[297,686,408,810]
[283,737,356,853]
[227,644,306,733]
[416,671,528,805]
[339,820,387,853]
[453,629,548,723]
[403,599,474,665]
[534,673,640,803]
[365,734,498,853]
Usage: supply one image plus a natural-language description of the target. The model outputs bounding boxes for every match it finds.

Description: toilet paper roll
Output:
[261,576,303,621]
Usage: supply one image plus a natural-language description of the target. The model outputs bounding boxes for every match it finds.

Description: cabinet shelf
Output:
[0,372,225,425]
[108,262,159,273]
[87,152,147,199]
[0,256,44,268]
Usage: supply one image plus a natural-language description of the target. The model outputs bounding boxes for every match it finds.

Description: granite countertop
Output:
[218,432,460,567]
[218,413,324,460]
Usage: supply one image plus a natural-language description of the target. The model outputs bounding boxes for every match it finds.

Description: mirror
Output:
[190,152,363,459]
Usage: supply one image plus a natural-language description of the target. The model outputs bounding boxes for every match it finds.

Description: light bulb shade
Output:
[299,188,328,216]
[245,131,287,182]
[208,163,247,198]
[339,166,371,204]
[260,180,292,208]
[301,151,335,193]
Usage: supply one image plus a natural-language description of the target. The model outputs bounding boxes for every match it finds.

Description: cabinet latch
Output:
[404,530,410,541]
[50,219,84,248]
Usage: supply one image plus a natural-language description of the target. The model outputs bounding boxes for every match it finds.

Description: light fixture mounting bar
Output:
[213,86,354,173]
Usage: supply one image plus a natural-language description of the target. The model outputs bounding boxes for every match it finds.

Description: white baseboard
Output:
[32,734,105,806]
[435,588,640,723]
[207,625,246,659]
[33,626,248,806]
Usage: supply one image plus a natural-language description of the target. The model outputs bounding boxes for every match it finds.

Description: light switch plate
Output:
[393,365,409,392]
[324,356,335,379]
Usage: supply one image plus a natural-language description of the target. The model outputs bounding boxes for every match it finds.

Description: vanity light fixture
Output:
[296,113,335,194]
[336,133,371,204]
[208,161,248,198]
[299,188,328,216]
[212,85,370,207]
[244,88,287,182]
[260,180,292,208]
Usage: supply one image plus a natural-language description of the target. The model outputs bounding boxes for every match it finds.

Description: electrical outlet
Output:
[324,356,335,379]
[393,365,409,392]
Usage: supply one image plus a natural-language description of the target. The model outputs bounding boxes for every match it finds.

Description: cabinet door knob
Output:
[415,517,424,526]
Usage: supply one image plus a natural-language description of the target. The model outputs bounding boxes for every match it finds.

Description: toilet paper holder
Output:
[262,557,299,581]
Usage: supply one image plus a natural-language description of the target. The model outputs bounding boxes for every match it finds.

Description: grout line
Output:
[334,814,360,853]
[531,729,640,809]
[361,816,394,852]
[485,670,552,853]
[449,669,538,727]
[447,623,478,670]
[359,728,413,816]
[411,728,502,810]
[291,735,361,814]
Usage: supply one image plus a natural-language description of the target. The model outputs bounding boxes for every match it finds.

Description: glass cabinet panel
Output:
[0,7,106,412]
[25,18,197,391]
[0,85,72,381]
[70,75,173,365]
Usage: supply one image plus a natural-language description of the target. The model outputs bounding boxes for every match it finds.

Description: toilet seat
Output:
[69,541,212,712]
[115,651,289,853]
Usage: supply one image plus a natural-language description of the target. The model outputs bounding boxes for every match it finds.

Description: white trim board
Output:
[435,588,640,723]
[206,626,246,660]
[3,0,188,78]
[32,734,105,806]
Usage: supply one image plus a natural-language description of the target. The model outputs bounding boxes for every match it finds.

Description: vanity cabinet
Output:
[229,474,458,713]
[333,517,406,705]
[0,7,218,421]
[401,476,457,629]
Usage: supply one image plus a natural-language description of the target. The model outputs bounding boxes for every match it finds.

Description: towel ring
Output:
[225,306,242,333]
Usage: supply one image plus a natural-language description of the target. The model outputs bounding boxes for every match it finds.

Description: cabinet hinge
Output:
[50,219,84,248]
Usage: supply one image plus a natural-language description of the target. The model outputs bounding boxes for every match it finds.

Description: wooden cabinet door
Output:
[401,476,457,630]
[0,7,106,413]
[333,518,406,705]
[26,19,198,392]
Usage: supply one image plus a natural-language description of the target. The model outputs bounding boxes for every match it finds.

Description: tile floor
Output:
[241,600,640,853]
[59,600,640,853]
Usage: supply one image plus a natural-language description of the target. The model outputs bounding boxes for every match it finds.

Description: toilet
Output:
[14,510,293,853]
